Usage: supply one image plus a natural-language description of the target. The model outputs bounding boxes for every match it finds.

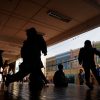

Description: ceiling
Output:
[0,0,100,62]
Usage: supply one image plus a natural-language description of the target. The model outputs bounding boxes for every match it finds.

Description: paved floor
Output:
[0,82,100,100]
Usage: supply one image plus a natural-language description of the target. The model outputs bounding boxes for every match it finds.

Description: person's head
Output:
[4,60,8,64]
[3,60,9,67]
[26,27,37,38]
[79,69,83,73]
[84,40,92,48]
[58,64,63,70]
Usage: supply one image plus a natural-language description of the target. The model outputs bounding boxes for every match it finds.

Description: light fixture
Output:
[47,10,72,23]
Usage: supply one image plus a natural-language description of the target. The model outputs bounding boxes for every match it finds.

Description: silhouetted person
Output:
[53,64,68,87]
[0,50,3,69]
[78,69,84,85]
[2,60,9,82]
[0,50,3,80]
[5,27,48,88]
[18,63,24,83]
[78,40,100,89]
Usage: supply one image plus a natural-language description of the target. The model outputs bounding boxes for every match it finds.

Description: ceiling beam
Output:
[47,14,100,46]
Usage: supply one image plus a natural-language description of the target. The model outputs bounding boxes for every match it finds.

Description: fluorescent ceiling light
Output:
[47,10,72,23]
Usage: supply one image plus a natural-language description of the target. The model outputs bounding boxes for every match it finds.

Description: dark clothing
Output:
[78,47,100,67]
[21,34,47,69]
[18,33,47,82]
[53,70,68,87]
[5,28,48,87]
[0,54,3,68]
[21,34,47,59]
[78,46,100,85]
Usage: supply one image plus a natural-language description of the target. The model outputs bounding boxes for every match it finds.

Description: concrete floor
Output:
[0,82,100,100]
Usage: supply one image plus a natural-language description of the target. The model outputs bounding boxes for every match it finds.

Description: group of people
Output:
[0,27,68,90]
[0,51,11,83]
[53,39,100,89]
[0,27,100,91]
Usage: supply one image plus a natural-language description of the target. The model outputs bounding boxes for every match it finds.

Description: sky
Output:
[46,27,100,58]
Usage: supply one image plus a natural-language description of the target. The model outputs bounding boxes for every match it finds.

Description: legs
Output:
[29,71,44,91]
[83,67,93,89]
[5,63,30,87]
[2,75,6,82]
[83,65,100,89]
[91,66,100,85]
[29,60,48,84]
[83,67,90,84]
[38,69,48,84]
[29,69,48,85]
[29,68,49,91]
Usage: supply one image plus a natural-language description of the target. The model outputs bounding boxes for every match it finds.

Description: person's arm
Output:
[78,48,83,65]
[39,35,47,56]
[94,48,100,57]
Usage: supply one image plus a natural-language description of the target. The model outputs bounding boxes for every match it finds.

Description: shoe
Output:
[5,74,11,87]
[86,83,93,90]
